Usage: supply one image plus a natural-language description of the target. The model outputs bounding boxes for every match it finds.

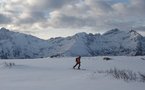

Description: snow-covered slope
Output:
[47,28,145,57]
[0,27,145,59]
[0,28,49,59]
[47,32,94,57]
[0,56,145,90]
[95,29,143,56]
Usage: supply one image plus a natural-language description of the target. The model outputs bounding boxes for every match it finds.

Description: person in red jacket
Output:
[73,56,81,69]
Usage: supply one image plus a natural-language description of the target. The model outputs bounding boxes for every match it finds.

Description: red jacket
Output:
[76,57,81,63]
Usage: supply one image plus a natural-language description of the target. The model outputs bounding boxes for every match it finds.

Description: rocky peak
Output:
[128,30,143,40]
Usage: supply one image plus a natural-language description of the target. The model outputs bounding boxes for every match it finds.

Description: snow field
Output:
[0,56,145,90]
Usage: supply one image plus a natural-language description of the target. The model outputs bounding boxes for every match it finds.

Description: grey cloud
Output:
[105,20,135,30]
[17,11,47,24]
[130,0,145,15]
[49,14,97,28]
[85,0,113,13]
[28,0,76,11]
[133,26,145,31]
[1,0,145,35]
[0,14,12,24]
[112,0,145,17]
[2,0,77,25]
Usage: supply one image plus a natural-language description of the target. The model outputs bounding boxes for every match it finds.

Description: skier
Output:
[73,56,81,69]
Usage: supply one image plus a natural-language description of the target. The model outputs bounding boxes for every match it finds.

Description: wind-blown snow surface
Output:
[0,56,145,90]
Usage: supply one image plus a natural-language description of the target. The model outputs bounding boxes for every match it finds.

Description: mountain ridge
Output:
[0,27,145,59]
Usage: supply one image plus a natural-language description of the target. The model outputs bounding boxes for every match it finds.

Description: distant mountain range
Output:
[0,27,145,59]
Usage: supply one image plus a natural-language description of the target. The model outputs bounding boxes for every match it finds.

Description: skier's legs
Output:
[73,63,78,69]
[78,63,81,69]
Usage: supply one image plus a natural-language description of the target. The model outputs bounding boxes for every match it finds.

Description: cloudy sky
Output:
[0,0,145,39]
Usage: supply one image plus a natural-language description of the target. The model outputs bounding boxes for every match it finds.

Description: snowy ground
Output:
[0,56,145,90]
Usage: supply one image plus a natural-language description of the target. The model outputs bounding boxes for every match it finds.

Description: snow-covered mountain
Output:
[0,28,145,59]
[47,28,145,57]
[0,28,49,59]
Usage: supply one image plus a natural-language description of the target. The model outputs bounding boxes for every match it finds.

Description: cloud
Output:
[134,26,145,31]
[0,13,12,24]
[85,0,113,14]
[1,0,77,25]
[17,11,47,24]
[48,13,97,28]
[0,0,145,39]
[112,0,145,17]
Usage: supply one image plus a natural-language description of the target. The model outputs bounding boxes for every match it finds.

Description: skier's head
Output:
[78,56,81,58]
